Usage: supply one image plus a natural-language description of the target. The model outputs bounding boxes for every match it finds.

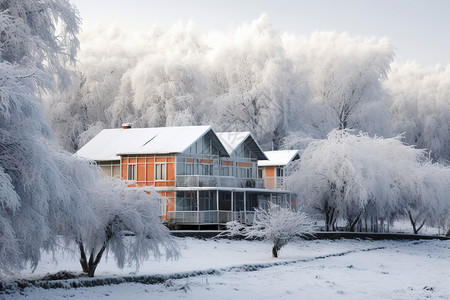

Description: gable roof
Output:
[257,150,300,167]
[216,132,268,160]
[76,125,228,161]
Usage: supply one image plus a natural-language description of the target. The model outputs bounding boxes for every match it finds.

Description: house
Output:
[258,150,300,190]
[76,124,296,229]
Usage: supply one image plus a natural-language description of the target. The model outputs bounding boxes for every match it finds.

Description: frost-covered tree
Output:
[46,16,396,152]
[0,0,83,273]
[205,15,304,149]
[76,178,179,277]
[0,0,177,277]
[385,62,450,163]
[224,205,313,258]
[287,130,449,233]
[405,163,450,234]
[286,32,393,135]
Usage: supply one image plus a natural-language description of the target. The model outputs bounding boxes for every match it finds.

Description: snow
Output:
[258,150,299,167]
[75,126,213,161]
[3,237,450,299]
[216,132,267,159]
[216,132,251,155]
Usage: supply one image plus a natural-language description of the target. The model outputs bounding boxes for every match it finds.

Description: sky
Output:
[70,0,450,67]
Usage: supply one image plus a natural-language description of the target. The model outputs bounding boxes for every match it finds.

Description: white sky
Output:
[70,0,450,66]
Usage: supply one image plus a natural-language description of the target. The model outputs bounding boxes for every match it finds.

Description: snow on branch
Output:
[223,204,314,258]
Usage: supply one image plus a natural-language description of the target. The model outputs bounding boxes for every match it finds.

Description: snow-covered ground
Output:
[3,237,450,299]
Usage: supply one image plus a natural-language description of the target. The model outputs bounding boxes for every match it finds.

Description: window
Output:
[222,166,233,176]
[201,164,213,176]
[112,165,121,178]
[276,167,284,178]
[176,191,196,211]
[158,197,167,216]
[199,190,217,210]
[185,163,194,175]
[258,168,263,179]
[127,164,136,180]
[220,161,233,176]
[155,163,166,180]
[239,167,252,178]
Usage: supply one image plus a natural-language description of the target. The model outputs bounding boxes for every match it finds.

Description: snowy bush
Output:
[224,205,314,258]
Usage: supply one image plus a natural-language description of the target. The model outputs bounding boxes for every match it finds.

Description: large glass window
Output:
[236,144,251,158]
[233,192,245,211]
[219,191,232,210]
[246,192,258,211]
[199,190,217,210]
[176,191,197,211]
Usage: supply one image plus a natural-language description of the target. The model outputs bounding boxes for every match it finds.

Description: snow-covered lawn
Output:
[3,237,450,299]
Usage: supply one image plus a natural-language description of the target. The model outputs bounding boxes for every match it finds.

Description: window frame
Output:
[127,164,137,181]
[276,167,284,178]
[155,163,167,181]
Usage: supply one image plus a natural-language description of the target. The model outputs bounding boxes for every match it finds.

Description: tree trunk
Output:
[325,212,330,231]
[332,217,338,231]
[78,243,107,277]
[79,242,89,273]
[272,244,280,258]
[325,208,336,231]
[408,210,425,235]
[347,213,361,232]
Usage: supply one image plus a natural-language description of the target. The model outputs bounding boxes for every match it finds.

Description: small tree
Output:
[225,205,314,258]
[76,179,179,277]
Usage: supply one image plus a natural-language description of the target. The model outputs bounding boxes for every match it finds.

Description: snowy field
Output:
[2,236,450,300]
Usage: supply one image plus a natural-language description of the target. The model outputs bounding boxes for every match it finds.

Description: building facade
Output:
[258,150,300,190]
[76,125,296,229]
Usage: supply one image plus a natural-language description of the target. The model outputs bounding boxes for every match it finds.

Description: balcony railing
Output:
[264,177,287,190]
[168,211,255,225]
[176,175,264,189]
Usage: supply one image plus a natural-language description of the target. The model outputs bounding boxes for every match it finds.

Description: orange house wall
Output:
[263,167,275,190]
[121,155,176,220]
[121,155,176,186]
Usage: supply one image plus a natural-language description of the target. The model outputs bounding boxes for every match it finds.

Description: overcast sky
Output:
[71,0,449,67]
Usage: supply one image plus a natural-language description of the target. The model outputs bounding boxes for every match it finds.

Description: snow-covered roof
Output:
[216,132,267,160]
[76,125,228,161]
[257,150,300,167]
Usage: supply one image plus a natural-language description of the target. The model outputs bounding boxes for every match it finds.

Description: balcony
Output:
[264,177,287,190]
[176,175,264,189]
[168,211,255,225]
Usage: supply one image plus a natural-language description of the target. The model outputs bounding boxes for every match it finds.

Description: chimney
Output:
[122,123,133,129]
